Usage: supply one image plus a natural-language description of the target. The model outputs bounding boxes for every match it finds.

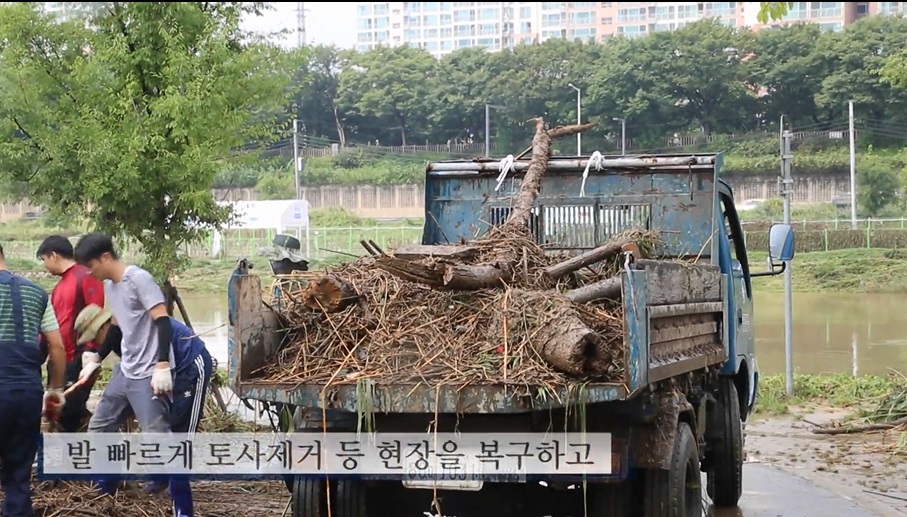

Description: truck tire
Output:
[642,422,702,517]
[707,378,744,507]
[291,477,328,517]
[333,479,367,517]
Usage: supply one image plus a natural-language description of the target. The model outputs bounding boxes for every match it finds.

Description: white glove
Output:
[151,366,173,396]
[43,388,66,417]
[78,352,101,382]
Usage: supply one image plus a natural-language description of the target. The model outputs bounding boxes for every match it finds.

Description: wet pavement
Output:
[710,463,888,517]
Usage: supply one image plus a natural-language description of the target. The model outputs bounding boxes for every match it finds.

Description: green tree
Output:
[431,47,500,144]
[816,17,907,135]
[638,20,755,135]
[858,167,900,217]
[290,45,350,145]
[746,24,831,129]
[338,46,439,146]
[0,2,293,280]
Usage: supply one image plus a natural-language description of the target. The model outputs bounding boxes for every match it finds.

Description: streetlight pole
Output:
[568,83,581,155]
[484,104,505,157]
[613,117,626,156]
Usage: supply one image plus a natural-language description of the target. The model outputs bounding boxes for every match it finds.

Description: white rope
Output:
[579,151,605,197]
[494,154,515,192]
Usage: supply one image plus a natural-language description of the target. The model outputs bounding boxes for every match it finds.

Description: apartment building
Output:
[356,2,610,57]
[356,2,897,56]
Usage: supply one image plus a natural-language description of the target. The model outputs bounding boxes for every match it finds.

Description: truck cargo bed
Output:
[227,258,727,414]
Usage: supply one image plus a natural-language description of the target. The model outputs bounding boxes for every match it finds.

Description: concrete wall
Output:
[0,173,851,223]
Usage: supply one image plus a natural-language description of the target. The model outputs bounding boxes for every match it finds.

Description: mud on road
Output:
[745,405,907,516]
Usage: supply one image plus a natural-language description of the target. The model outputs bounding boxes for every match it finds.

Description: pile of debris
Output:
[256,117,660,390]
[32,480,286,517]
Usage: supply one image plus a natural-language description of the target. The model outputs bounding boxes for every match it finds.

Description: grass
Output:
[751,248,907,294]
[753,373,905,416]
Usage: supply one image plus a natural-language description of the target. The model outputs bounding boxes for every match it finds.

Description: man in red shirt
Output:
[37,235,105,432]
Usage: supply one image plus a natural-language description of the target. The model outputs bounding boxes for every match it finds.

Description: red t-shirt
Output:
[51,264,105,362]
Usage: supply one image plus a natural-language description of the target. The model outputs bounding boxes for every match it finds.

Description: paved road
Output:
[708,463,886,517]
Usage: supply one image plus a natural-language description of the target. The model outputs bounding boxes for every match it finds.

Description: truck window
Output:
[720,195,752,298]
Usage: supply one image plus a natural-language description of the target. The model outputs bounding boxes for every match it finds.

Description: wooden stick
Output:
[544,238,634,280]
[811,416,907,435]
[563,275,623,304]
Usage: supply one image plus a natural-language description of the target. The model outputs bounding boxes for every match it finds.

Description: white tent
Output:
[212,199,311,258]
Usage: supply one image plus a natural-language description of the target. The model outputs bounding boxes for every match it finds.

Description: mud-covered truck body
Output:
[227,152,795,517]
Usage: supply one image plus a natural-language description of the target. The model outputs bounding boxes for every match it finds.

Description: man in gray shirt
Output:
[74,233,193,517]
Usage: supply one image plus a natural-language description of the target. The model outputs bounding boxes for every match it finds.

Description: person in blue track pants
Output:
[73,233,213,517]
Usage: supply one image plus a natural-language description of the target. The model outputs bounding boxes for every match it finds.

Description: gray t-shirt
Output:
[105,265,174,380]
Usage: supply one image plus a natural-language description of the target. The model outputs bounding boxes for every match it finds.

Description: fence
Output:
[1,226,426,265]
[5,218,905,268]
[276,129,855,159]
[741,217,907,231]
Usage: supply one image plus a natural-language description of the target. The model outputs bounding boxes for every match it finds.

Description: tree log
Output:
[501,120,598,232]
[811,416,907,435]
[372,257,447,287]
[442,263,511,290]
[302,275,359,312]
[564,275,622,304]
[544,237,636,280]
[510,289,611,377]
[375,117,598,291]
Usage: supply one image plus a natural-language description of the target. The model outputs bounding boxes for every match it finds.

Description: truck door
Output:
[718,192,756,410]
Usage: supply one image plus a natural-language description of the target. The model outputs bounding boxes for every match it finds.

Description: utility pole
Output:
[484,104,504,157]
[613,117,627,156]
[568,83,582,155]
[780,120,794,396]
[296,3,307,48]
[848,100,857,229]
[292,119,301,200]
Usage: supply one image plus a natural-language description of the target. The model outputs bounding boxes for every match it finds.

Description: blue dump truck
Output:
[227,152,795,517]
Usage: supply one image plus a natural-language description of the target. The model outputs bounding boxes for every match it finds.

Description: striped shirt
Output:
[0,270,59,388]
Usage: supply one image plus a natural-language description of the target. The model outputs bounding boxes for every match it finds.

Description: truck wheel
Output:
[707,378,744,507]
[333,479,367,517]
[642,422,702,517]
[291,476,328,517]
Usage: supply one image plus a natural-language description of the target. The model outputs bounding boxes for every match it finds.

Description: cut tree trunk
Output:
[544,237,637,280]
[510,289,612,377]
[374,117,597,291]
[564,275,622,304]
[502,119,598,232]
[302,275,359,312]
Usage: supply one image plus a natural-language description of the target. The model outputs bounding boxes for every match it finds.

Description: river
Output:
[180,291,907,378]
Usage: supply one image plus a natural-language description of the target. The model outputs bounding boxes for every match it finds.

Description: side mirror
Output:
[768,223,795,263]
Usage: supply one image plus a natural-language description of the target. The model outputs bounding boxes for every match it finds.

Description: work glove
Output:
[151,365,173,396]
[43,388,65,420]
[78,351,102,382]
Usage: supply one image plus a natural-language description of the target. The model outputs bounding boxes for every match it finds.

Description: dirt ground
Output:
[746,405,907,516]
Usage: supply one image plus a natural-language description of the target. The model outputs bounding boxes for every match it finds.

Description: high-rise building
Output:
[356,2,890,57]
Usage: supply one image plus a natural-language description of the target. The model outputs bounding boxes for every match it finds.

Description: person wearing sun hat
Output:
[74,300,213,516]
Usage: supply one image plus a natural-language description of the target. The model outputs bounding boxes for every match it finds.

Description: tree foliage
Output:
[283,16,907,149]
[0,2,294,280]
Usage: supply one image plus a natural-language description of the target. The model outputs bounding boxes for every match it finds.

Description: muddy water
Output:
[181,291,907,377]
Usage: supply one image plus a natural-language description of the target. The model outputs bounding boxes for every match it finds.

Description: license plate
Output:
[401,461,484,491]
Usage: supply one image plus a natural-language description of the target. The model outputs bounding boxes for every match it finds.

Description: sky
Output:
[240,3,358,49]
